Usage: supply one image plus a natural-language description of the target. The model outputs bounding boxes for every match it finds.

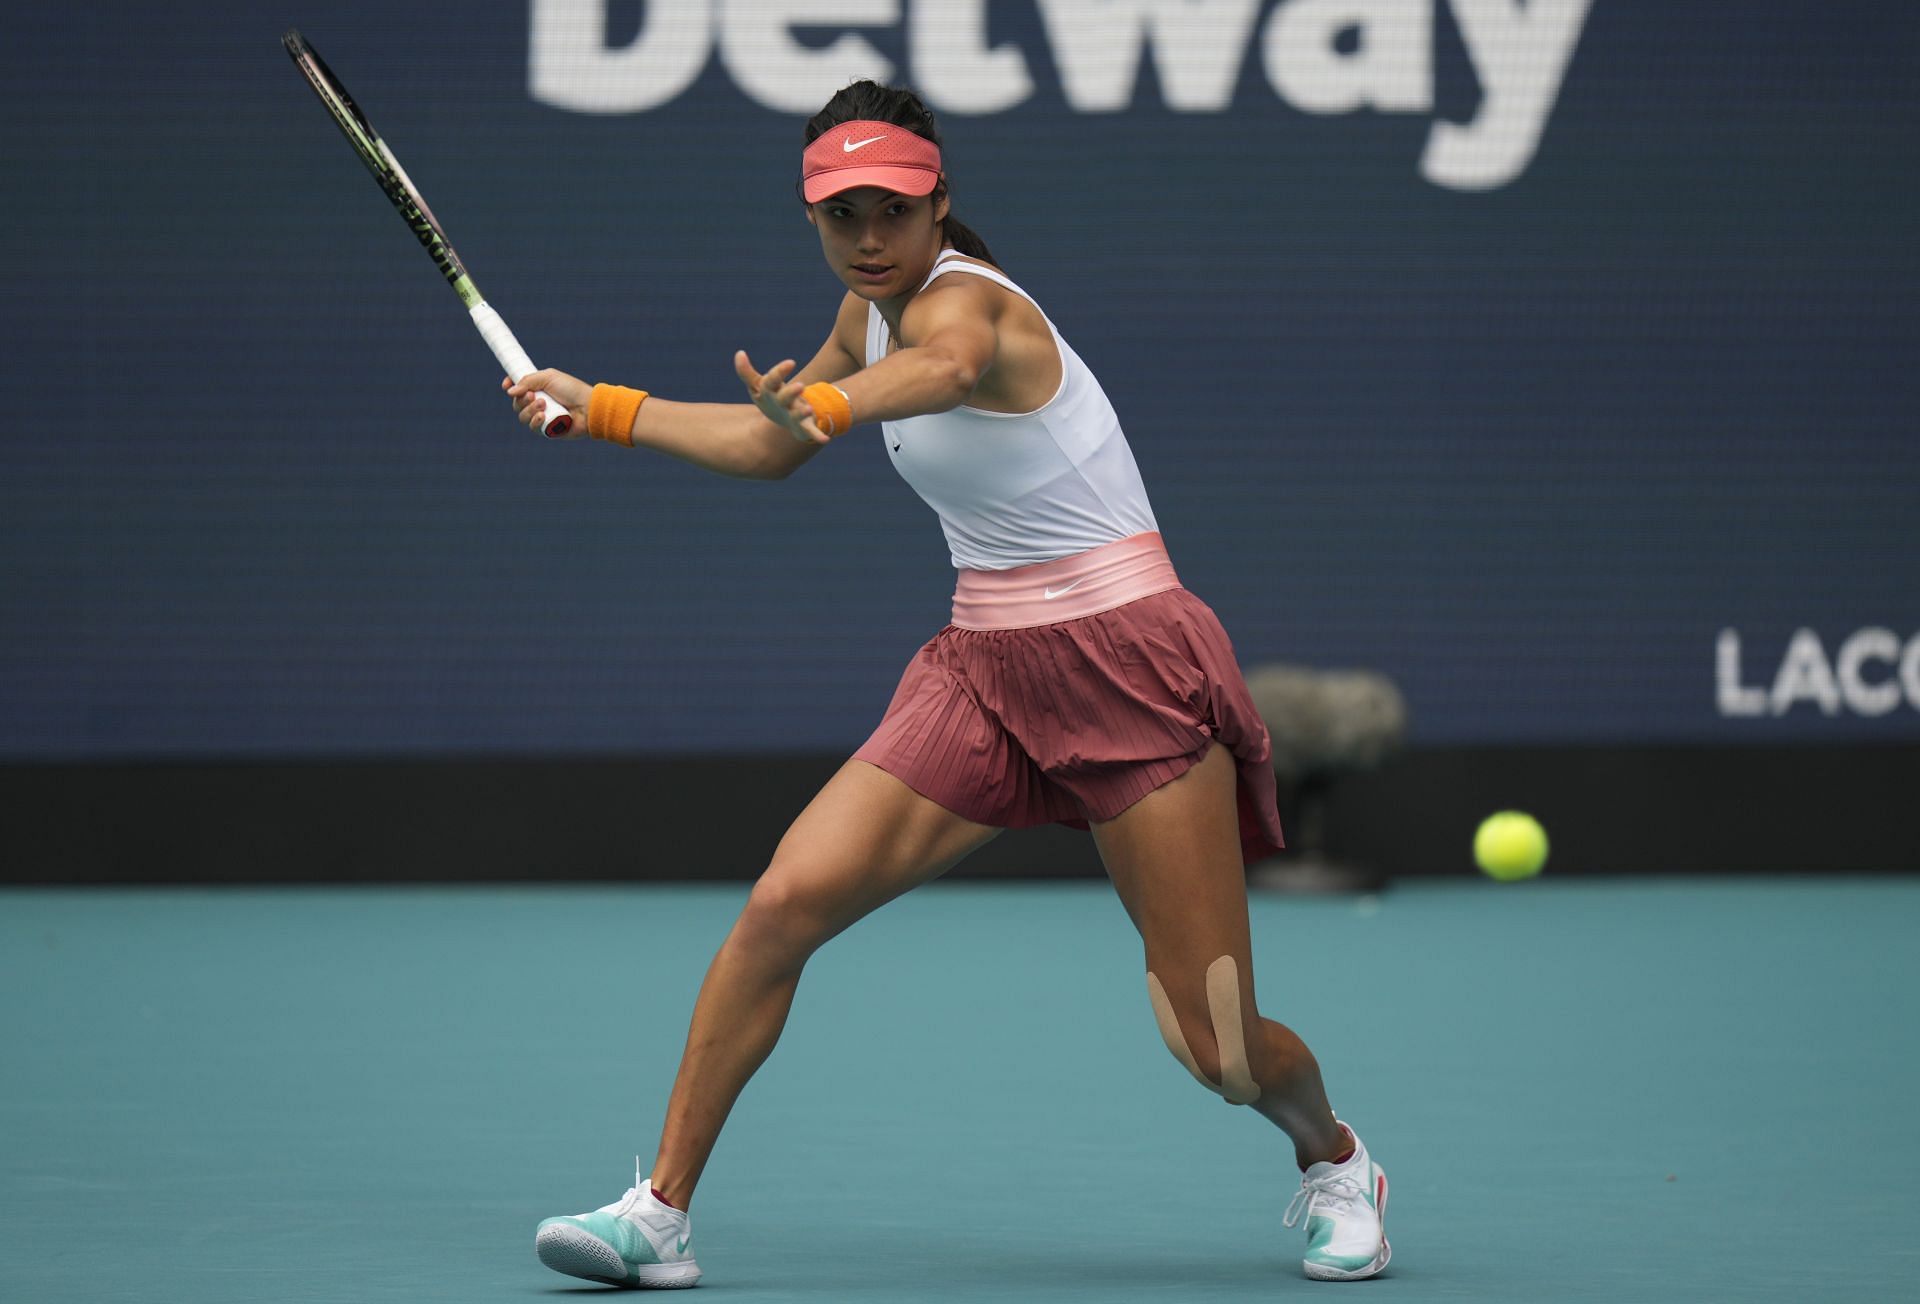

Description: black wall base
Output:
[3,744,1915,885]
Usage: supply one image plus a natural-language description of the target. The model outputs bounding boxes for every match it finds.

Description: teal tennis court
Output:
[4,878,1915,1302]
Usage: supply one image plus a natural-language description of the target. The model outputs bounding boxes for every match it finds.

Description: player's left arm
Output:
[833,276,1002,424]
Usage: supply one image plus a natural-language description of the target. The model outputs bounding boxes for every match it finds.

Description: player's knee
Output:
[1145,957,1263,1105]
[1161,1002,1225,1082]
[735,869,838,961]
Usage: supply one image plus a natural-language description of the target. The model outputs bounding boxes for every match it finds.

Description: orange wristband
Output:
[587,384,648,446]
[801,382,853,437]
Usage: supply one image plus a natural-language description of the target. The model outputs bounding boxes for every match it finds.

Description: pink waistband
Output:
[951,532,1182,630]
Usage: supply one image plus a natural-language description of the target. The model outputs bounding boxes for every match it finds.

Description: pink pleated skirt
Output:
[852,533,1285,864]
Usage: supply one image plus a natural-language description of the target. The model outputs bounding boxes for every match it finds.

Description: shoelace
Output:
[1283,1165,1366,1229]
[602,1157,648,1215]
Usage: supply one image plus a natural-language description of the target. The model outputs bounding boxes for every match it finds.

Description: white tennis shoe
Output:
[535,1163,702,1289]
[1284,1123,1390,1281]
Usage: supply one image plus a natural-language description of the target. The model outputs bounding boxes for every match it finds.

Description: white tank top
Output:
[866,251,1158,571]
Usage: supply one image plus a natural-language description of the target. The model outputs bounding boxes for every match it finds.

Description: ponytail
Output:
[941,211,996,264]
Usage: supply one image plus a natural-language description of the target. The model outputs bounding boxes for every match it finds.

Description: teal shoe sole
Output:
[1304,1237,1391,1281]
[535,1223,702,1289]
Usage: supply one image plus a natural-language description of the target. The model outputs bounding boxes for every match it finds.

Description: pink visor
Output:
[802,120,943,203]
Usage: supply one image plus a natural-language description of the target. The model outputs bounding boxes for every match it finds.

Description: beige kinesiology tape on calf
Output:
[1145,955,1263,1105]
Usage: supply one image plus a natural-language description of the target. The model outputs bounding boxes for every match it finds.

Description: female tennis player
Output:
[508,81,1389,1288]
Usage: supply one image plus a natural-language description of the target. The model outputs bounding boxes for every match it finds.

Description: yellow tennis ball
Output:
[1474,811,1548,881]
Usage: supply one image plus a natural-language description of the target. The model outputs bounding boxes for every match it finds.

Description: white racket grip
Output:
[470,300,573,438]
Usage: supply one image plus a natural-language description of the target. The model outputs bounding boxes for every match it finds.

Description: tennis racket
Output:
[282,28,571,437]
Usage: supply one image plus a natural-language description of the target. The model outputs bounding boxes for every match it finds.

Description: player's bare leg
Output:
[1092,741,1389,1279]
[1091,742,1345,1165]
[537,762,996,1287]
[648,761,998,1210]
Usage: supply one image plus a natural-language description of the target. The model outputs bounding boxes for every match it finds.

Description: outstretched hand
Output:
[736,351,829,445]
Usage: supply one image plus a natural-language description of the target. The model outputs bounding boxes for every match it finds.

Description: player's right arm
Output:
[506,293,869,481]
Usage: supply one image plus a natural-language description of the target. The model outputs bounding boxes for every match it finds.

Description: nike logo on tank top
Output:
[867,251,1158,571]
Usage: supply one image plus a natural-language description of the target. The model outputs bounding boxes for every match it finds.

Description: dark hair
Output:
[802,80,998,267]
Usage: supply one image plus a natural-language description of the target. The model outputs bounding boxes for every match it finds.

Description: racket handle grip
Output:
[469,301,574,438]
[528,390,573,439]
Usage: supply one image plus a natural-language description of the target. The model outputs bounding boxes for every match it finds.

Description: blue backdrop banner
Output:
[1,1,1915,759]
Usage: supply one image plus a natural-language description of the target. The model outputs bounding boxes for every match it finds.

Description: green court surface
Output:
[3,878,1916,1302]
